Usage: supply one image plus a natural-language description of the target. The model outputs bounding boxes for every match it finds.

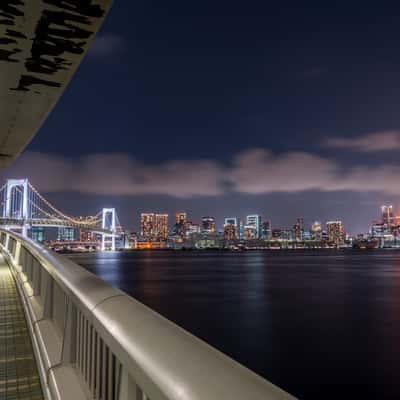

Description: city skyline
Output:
[2,3,400,234]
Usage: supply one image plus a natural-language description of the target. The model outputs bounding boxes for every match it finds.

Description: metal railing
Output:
[0,229,297,400]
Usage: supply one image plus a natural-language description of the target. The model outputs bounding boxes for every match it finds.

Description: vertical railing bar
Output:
[76,310,81,371]
[85,318,89,383]
[108,351,114,400]
[94,331,99,400]
[102,342,107,400]
[89,324,93,391]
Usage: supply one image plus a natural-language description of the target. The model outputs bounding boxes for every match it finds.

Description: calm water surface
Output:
[69,250,400,400]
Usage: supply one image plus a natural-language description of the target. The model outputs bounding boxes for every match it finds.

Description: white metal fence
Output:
[0,229,297,400]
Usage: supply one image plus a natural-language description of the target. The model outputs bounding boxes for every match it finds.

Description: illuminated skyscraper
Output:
[31,227,45,243]
[311,221,322,240]
[292,217,304,240]
[155,214,169,240]
[246,215,261,238]
[175,212,187,225]
[57,227,76,241]
[261,220,272,240]
[202,216,216,233]
[224,217,238,240]
[141,213,155,239]
[382,205,394,227]
[326,221,344,246]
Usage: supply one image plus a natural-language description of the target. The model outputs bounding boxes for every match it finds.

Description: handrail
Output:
[0,229,297,400]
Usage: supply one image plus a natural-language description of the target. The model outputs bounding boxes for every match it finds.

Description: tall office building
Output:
[261,220,272,240]
[246,215,261,238]
[141,213,169,240]
[224,217,238,240]
[141,213,155,239]
[311,221,322,240]
[382,205,394,227]
[57,227,76,241]
[326,221,344,246]
[202,216,216,233]
[185,221,201,236]
[155,214,169,240]
[175,212,187,226]
[293,217,304,240]
[31,227,45,243]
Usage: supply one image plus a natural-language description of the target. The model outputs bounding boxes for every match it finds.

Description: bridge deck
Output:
[0,256,43,400]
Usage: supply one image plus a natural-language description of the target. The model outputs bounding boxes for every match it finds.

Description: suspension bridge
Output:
[0,179,122,250]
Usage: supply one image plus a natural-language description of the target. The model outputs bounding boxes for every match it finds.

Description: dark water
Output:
[69,250,400,400]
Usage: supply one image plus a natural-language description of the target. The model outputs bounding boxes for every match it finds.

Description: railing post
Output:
[118,367,144,400]
[62,300,77,364]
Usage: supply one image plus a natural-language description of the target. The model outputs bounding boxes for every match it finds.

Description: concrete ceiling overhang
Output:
[0,0,113,171]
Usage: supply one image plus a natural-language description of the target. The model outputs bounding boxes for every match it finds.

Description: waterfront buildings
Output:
[382,205,394,227]
[246,215,261,238]
[224,219,238,241]
[140,213,169,240]
[31,227,45,242]
[57,227,76,241]
[261,220,272,240]
[202,216,216,233]
[326,221,344,246]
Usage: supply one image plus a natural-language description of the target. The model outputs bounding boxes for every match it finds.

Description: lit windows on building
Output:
[155,214,169,240]
[246,215,261,238]
[141,213,169,241]
[57,227,76,241]
[185,221,201,237]
[261,220,272,240]
[224,218,238,241]
[381,205,394,227]
[292,217,304,240]
[202,216,216,233]
[140,213,155,239]
[31,227,45,242]
[175,212,187,225]
[80,229,97,242]
[311,221,322,240]
[326,221,344,246]
[243,225,257,240]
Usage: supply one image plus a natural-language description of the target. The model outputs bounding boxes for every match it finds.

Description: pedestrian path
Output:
[0,256,43,400]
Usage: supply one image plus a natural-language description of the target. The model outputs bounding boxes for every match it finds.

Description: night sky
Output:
[4,2,400,233]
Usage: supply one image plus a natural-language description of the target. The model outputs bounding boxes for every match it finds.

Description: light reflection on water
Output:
[70,250,400,400]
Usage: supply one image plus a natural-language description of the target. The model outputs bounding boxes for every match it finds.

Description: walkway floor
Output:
[0,256,43,400]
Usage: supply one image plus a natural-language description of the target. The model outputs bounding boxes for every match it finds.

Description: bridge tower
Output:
[3,179,30,236]
[101,208,116,251]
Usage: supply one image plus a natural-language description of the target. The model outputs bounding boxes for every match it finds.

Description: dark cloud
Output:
[323,131,400,152]
[5,149,400,199]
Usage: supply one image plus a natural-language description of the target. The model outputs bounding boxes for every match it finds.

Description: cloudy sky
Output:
[4,2,400,233]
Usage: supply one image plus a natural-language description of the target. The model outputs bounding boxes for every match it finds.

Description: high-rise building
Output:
[292,217,304,240]
[311,221,322,240]
[175,212,187,226]
[141,213,169,240]
[224,217,238,227]
[31,227,45,243]
[57,227,76,241]
[185,221,201,236]
[326,221,344,246]
[382,205,394,227]
[243,225,257,240]
[224,217,238,240]
[261,220,272,240]
[80,230,97,242]
[155,214,169,240]
[246,215,261,238]
[141,213,155,239]
[202,216,216,233]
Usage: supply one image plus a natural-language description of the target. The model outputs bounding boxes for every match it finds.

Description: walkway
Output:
[0,256,43,400]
